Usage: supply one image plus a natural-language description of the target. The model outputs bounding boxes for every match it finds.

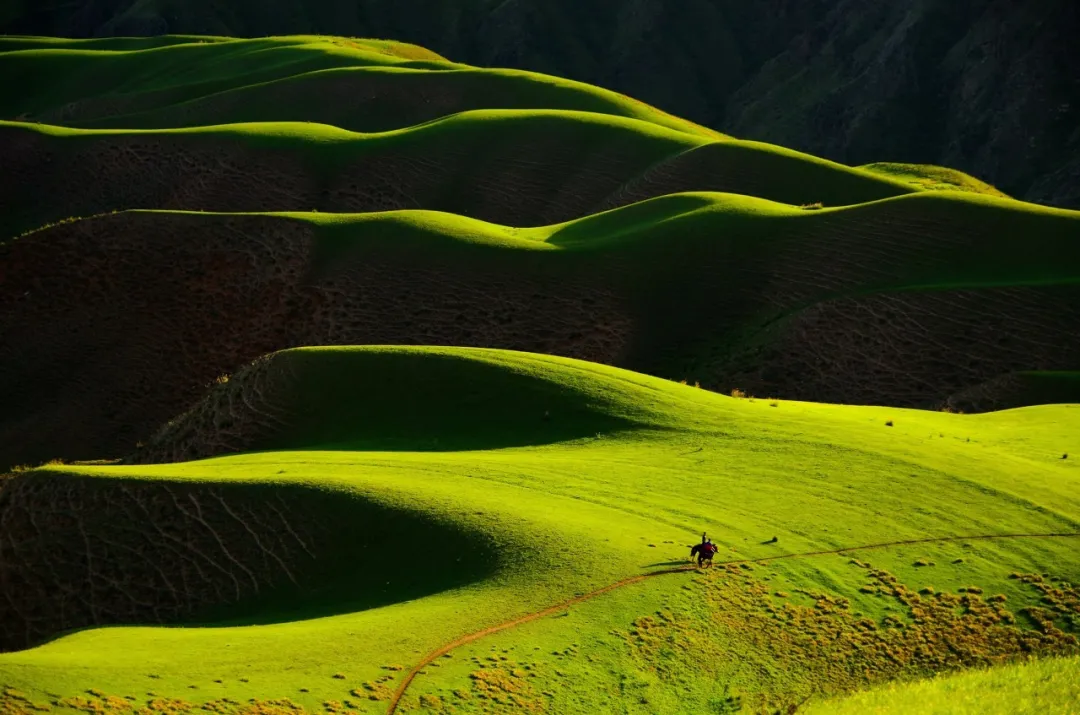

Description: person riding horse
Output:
[690,534,718,567]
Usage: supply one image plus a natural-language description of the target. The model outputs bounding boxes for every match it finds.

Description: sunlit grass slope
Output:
[805,655,1080,715]
[2,347,1078,713]
[0,35,718,138]
[862,162,1012,199]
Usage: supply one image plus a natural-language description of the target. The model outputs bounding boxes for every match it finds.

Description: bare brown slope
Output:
[3,205,1079,468]
[711,286,1080,408]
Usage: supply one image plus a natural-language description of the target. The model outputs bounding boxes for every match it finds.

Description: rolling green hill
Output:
[3,1,1075,209]
[1,28,1079,715]
[1,347,1078,714]
[0,111,916,240]
[4,193,1079,469]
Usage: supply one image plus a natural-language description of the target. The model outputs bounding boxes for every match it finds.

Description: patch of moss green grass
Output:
[804,654,1080,715]
[0,35,719,138]
[861,162,1012,199]
[1,347,1078,713]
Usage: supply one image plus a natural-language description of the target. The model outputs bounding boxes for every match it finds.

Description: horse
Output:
[690,542,717,567]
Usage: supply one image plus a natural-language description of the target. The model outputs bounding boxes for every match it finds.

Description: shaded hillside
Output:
[3,194,1078,468]
[3,0,1076,207]
[0,472,498,652]
[0,116,914,238]
[129,346,675,463]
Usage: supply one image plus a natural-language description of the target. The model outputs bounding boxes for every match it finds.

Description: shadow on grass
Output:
[1,475,499,652]
[643,560,691,568]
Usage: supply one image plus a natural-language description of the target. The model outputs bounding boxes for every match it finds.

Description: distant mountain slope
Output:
[3,0,1076,208]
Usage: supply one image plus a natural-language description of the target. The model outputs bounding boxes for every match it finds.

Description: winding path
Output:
[387,531,1080,713]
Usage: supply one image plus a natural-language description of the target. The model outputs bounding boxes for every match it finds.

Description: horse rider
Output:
[690,534,718,567]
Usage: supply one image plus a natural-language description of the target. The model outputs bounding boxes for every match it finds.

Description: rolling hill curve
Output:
[0,36,717,138]
[0,113,917,240]
[2,346,1078,713]
[3,192,1078,468]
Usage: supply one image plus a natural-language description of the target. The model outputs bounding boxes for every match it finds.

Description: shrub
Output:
[731,388,748,399]
[800,202,824,210]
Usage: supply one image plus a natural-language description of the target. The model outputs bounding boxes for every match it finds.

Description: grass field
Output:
[806,655,1080,714]
[2,32,1079,715]
[2,348,1079,714]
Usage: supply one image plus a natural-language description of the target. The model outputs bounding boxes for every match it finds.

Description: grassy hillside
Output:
[1,347,1078,714]
[4,193,1079,469]
[0,111,920,240]
[3,1,1075,209]
[0,36,719,138]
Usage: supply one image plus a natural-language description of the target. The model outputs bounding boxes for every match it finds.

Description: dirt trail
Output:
[386,531,1080,713]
